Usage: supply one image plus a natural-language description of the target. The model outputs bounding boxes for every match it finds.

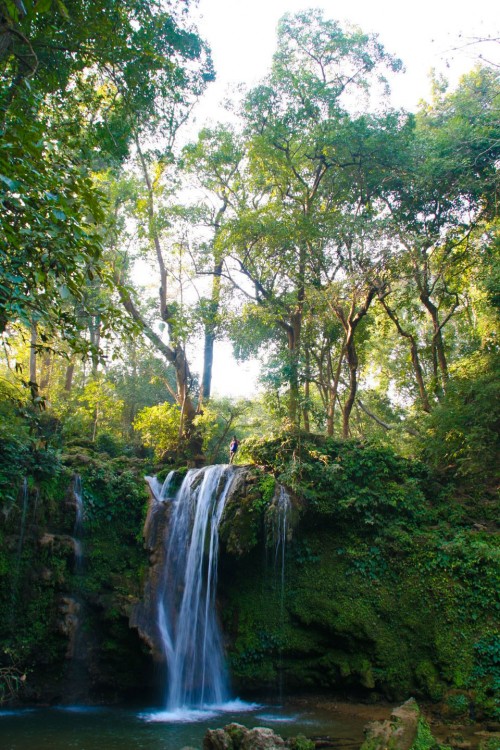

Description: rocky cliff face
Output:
[3,436,497,719]
[129,486,172,660]
[0,452,153,705]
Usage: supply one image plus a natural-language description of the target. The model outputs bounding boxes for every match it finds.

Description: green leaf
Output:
[0,174,19,191]
[34,0,52,15]
[56,0,69,19]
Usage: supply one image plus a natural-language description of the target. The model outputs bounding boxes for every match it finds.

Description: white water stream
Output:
[154,465,238,713]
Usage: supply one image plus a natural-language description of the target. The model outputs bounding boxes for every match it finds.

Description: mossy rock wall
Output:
[0,442,155,704]
[218,435,499,720]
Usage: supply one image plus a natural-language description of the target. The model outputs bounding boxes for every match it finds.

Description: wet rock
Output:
[128,496,171,660]
[241,727,285,750]
[361,698,419,750]
[203,723,285,750]
[204,728,234,750]
[58,596,81,658]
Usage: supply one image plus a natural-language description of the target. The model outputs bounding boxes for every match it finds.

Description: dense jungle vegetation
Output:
[0,0,498,722]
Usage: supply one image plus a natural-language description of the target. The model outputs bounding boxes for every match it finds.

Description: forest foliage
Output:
[0,0,498,712]
[1,3,498,478]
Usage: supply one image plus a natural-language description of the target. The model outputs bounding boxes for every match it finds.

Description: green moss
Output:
[415,660,445,701]
[288,735,315,750]
[411,716,451,750]
[220,439,499,715]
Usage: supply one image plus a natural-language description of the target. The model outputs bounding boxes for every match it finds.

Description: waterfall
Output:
[272,485,291,607]
[145,471,176,503]
[268,484,291,701]
[61,474,89,701]
[157,464,237,711]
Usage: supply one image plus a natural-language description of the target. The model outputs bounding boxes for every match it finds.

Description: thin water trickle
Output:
[273,485,291,611]
[61,475,89,700]
[269,484,291,701]
[156,464,238,711]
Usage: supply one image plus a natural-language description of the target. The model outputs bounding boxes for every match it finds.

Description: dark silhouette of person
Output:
[229,436,239,464]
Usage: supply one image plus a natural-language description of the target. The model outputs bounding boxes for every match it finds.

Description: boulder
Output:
[203,723,285,750]
[203,728,234,750]
[361,698,419,750]
[241,728,285,750]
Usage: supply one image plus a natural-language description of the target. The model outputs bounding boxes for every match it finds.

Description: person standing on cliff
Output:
[229,436,239,464]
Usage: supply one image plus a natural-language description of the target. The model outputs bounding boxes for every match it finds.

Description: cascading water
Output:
[157,464,237,711]
[145,471,176,503]
[62,474,89,701]
[268,484,291,701]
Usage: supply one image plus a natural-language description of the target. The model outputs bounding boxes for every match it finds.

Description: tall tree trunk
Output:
[326,348,344,436]
[201,201,228,402]
[201,258,222,401]
[332,287,376,439]
[64,362,75,394]
[287,245,306,426]
[302,346,310,433]
[379,297,431,413]
[420,293,449,392]
[39,351,52,391]
[29,320,37,387]
[342,335,358,438]
[89,314,101,376]
[118,282,199,446]
[131,136,200,452]
[287,311,302,426]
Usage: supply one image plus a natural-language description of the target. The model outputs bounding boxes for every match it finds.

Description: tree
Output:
[181,125,245,401]
[379,67,500,409]
[223,10,402,429]
[1,0,213,367]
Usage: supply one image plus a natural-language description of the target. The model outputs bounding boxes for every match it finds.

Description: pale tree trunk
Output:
[278,307,303,427]
[201,200,229,402]
[29,320,37,387]
[287,245,306,426]
[201,257,223,401]
[89,314,101,375]
[131,137,200,451]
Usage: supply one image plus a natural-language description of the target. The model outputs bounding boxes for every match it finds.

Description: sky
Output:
[183,0,499,399]
[193,0,498,122]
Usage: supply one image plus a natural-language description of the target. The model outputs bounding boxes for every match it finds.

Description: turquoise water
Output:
[0,700,366,750]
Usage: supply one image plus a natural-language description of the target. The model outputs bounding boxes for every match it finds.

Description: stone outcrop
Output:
[203,723,286,750]
[360,698,426,750]
[128,484,172,660]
